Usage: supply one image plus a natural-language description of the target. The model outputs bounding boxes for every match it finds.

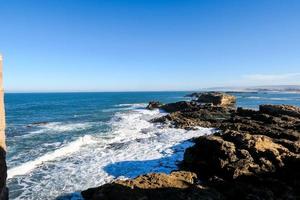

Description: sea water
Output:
[5,91,300,199]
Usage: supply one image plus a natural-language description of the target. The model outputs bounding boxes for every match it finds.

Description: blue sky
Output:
[1,0,300,92]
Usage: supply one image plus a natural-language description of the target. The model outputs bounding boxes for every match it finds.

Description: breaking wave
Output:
[30,122,92,134]
[7,104,214,199]
[8,135,96,179]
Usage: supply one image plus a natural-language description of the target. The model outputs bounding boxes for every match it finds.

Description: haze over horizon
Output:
[1,0,300,92]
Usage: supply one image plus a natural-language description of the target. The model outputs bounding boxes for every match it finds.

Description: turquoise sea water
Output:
[4,91,300,199]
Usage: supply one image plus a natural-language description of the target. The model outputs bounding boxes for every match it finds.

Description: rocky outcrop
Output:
[160,101,199,113]
[0,55,7,200]
[82,93,300,200]
[82,171,222,200]
[180,103,300,199]
[150,92,236,129]
[152,105,233,129]
[182,131,300,199]
[147,92,236,112]
[196,92,236,107]
[260,104,300,118]
[186,92,236,107]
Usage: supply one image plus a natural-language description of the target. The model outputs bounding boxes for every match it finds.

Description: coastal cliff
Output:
[82,93,300,200]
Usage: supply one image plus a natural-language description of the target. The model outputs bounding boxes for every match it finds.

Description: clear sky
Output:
[1,0,300,92]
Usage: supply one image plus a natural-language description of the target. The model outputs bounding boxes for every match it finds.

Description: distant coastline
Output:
[206,85,300,93]
[4,85,300,94]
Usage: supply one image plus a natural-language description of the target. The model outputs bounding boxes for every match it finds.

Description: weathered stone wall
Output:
[0,55,8,199]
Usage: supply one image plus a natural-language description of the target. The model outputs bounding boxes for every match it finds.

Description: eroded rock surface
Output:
[185,92,236,107]
[82,171,222,200]
[197,92,236,107]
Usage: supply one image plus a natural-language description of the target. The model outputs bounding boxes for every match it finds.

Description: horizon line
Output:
[4,84,300,94]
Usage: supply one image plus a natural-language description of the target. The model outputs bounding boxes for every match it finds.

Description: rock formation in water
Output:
[186,92,236,107]
[82,92,299,200]
[146,101,163,110]
[0,55,8,200]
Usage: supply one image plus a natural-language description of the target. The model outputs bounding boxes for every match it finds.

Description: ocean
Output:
[5,91,300,199]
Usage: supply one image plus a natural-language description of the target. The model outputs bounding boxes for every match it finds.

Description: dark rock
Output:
[182,129,300,199]
[146,101,163,110]
[160,101,199,113]
[260,104,300,118]
[153,105,234,129]
[0,148,8,200]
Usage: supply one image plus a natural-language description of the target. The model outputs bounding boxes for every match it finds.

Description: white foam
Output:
[7,135,96,179]
[246,96,261,99]
[114,103,148,108]
[245,96,291,101]
[268,97,290,101]
[103,103,148,112]
[8,108,215,199]
[29,122,92,135]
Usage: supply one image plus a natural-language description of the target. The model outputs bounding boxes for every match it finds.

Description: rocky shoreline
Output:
[82,92,300,200]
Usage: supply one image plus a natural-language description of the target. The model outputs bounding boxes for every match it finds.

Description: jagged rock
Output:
[153,105,234,129]
[146,101,163,110]
[185,92,236,107]
[182,129,300,199]
[82,171,223,200]
[183,130,297,178]
[196,92,236,107]
[160,101,199,113]
[260,104,300,118]
[155,101,299,199]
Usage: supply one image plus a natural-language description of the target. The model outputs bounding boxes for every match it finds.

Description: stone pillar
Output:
[0,55,7,199]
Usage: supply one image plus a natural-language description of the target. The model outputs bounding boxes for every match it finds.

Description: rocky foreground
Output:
[82,92,300,200]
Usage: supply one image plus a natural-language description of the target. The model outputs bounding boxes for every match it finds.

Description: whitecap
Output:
[114,103,148,108]
[268,97,291,101]
[28,122,93,135]
[8,108,215,199]
[103,103,148,112]
[245,96,262,99]
[245,96,292,101]
[7,135,96,179]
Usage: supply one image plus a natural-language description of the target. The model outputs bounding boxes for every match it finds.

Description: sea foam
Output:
[7,135,95,179]
[30,122,92,134]
[8,105,214,200]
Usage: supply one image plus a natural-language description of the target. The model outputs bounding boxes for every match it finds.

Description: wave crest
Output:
[7,135,95,179]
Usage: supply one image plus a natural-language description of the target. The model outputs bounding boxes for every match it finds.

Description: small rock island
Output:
[82,92,300,200]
